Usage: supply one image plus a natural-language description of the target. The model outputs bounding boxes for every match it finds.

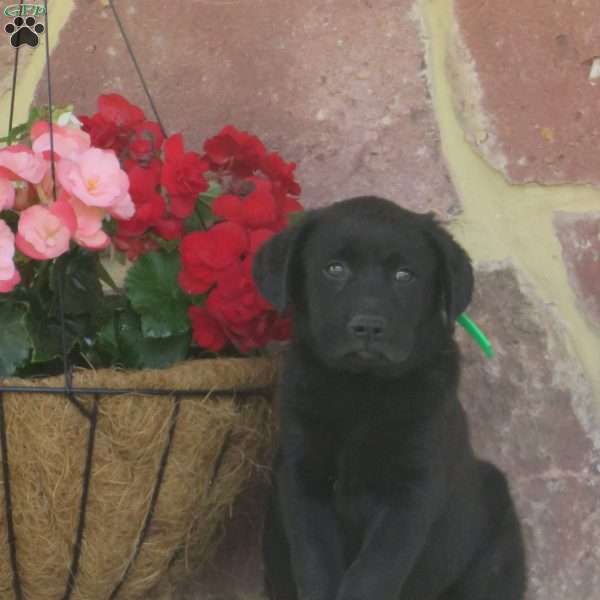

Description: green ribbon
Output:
[457,313,494,359]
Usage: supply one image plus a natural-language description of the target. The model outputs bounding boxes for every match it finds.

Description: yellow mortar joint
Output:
[0,1,74,138]
[420,0,600,405]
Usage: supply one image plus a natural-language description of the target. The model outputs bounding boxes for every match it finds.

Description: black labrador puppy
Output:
[252,196,526,600]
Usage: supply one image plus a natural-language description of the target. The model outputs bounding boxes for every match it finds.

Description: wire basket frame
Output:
[0,3,272,599]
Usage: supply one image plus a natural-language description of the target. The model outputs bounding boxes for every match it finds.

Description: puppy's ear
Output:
[252,215,311,314]
[424,216,474,329]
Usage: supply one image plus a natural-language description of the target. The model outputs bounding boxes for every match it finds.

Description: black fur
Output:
[253,196,526,600]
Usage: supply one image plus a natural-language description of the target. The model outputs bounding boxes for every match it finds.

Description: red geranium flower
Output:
[195,255,290,352]
[79,113,125,154]
[116,163,165,238]
[113,236,160,261]
[153,217,184,241]
[97,93,145,128]
[129,121,165,165]
[79,93,146,156]
[212,176,301,232]
[189,306,228,352]
[238,178,280,229]
[248,228,275,254]
[161,133,209,218]
[212,179,278,230]
[203,125,266,177]
[260,152,301,196]
[178,221,248,294]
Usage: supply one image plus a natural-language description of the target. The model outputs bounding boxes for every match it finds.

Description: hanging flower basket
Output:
[0,357,276,600]
[0,90,302,598]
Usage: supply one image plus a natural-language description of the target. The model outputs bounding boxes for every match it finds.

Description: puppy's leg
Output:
[443,465,526,600]
[335,482,441,600]
[276,448,345,600]
[263,487,298,600]
[442,512,526,600]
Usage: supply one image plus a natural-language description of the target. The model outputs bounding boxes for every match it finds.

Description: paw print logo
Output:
[4,16,44,48]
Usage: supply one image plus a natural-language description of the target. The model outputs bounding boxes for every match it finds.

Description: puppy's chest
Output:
[293,383,437,495]
[302,416,416,498]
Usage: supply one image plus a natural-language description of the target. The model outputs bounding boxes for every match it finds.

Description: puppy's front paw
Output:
[335,580,376,600]
[335,594,364,600]
[335,585,366,600]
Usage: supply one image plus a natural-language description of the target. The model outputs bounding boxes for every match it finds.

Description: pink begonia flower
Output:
[0,145,47,184]
[107,192,135,220]
[0,177,15,211]
[31,121,91,161]
[57,147,130,210]
[16,199,76,260]
[0,220,20,293]
[63,193,110,250]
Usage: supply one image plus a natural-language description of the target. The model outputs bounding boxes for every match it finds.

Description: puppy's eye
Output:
[324,261,348,278]
[394,269,414,283]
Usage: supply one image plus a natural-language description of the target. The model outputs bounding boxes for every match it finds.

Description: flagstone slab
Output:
[457,262,600,600]
[34,0,458,214]
[449,0,600,186]
[554,212,600,331]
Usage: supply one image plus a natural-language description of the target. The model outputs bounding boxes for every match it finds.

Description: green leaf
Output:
[0,301,31,376]
[95,316,120,359]
[102,219,117,237]
[184,181,223,232]
[81,294,128,367]
[148,235,179,253]
[195,199,217,228]
[184,208,210,233]
[125,250,191,338]
[26,294,89,364]
[116,308,190,369]
[189,294,207,307]
[0,121,31,144]
[199,181,223,205]
[0,104,75,145]
[87,313,120,366]
[50,249,103,316]
[0,210,19,230]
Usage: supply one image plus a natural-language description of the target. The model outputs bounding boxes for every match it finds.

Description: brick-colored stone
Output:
[35,0,458,214]
[449,0,600,186]
[554,212,600,330]
[457,262,600,600]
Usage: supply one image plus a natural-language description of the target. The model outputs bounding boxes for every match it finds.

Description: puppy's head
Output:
[253,196,473,376]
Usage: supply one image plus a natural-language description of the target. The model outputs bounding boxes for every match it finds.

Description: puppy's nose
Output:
[348,314,387,339]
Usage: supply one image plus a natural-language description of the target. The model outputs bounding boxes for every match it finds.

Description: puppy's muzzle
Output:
[347,314,387,341]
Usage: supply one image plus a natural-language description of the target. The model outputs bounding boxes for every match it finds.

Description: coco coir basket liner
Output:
[0,357,276,600]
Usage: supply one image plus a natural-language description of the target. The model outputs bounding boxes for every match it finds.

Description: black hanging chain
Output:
[107,0,167,137]
[7,0,25,135]
[0,384,271,397]
[107,0,215,231]
[41,0,86,417]
[0,2,33,600]
[40,3,96,597]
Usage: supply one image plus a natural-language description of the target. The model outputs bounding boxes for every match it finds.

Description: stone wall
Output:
[2,1,599,598]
